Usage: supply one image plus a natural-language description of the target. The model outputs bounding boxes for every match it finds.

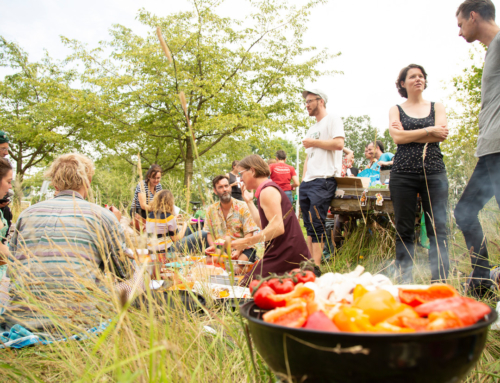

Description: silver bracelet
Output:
[424,128,429,136]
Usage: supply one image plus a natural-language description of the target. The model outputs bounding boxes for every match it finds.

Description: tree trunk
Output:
[184,138,193,189]
[14,149,24,206]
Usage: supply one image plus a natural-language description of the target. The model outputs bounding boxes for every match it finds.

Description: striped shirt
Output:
[146,212,177,251]
[131,181,162,209]
[4,190,132,329]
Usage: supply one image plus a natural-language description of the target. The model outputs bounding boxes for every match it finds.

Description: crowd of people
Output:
[0,0,497,332]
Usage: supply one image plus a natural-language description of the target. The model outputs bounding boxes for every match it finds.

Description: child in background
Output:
[147,190,188,252]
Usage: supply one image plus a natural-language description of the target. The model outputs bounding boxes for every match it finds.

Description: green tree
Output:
[441,45,484,198]
[0,37,90,182]
[382,128,397,155]
[342,115,381,167]
[64,0,337,187]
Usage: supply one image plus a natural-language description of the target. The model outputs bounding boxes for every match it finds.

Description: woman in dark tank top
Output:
[388,64,450,284]
[226,160,243,201]
[230,155,311,284]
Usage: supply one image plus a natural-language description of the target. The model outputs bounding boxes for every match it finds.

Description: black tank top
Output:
[391,102,446,175]
[228,172,243,200]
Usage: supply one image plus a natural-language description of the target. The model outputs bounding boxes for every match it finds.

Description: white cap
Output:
[302,88,328,104]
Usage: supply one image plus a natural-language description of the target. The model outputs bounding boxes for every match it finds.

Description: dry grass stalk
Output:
[156,27,173,63]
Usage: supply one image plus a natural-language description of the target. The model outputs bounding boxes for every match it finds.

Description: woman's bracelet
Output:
[424,128,429,136]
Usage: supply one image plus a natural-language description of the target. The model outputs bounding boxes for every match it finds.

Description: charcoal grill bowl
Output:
[241,301,496,383]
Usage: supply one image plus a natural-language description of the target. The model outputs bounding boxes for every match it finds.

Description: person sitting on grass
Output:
[203,175,259,263]
[3,153,143,330]
[146,190,188,252]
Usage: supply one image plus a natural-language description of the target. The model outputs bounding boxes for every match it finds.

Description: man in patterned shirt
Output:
[204,175,259,262]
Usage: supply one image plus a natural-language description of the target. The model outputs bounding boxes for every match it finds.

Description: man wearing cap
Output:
[0,132,12,243]
[300,89,345,266]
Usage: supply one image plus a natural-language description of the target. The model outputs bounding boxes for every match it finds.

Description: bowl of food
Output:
[240,266,497,383]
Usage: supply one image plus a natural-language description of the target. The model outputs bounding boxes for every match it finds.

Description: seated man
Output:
[368,140,395,171]
[204,175,259,262]
[3,153,140,330]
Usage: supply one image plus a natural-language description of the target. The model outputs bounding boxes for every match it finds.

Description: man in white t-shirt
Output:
[300,88,345,265]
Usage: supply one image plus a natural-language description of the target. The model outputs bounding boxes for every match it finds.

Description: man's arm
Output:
[291,175,300,188]
[303,137,344,151]
[302,155,309,180]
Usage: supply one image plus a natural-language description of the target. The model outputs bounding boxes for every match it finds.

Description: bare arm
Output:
[138,193,152,211]
[291,175,300,188]
[231,187,284,250]
[302,155,309,180]
[0,242,11,266]
[343,147,354,156]
[303,137,344,151]
[241,184,261,228]
[389,105,449,145]
[170,222,188,242]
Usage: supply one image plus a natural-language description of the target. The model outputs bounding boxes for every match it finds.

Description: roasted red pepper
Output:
[253,283,314,310]
[399,284,459,307]
[415,297,491,326]
[263,300,308,328]
[303,311,339,332]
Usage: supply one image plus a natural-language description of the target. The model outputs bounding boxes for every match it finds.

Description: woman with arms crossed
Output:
[231,155,312,284]
[389,64,449,283]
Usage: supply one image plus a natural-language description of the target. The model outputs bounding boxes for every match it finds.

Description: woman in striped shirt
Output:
[130,164,163,219]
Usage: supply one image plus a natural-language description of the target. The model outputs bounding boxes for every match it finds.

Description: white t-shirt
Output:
[303,114,345,182]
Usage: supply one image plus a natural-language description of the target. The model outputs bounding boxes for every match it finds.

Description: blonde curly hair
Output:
[45,153,95,192]
[150,189,175,215]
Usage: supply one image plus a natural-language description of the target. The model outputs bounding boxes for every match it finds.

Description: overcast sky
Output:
[0,0,491,144]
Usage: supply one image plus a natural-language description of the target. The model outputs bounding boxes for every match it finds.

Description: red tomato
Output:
[269,278,295,294]
[303,311,339,332]
[291,269,316,284]
[249,279,271,293]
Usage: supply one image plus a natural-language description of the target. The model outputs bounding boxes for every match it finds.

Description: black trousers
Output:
[454,153,500,288]
[390,172,449,283]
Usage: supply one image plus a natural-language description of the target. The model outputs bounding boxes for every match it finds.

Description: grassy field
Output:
[1,200,500,383]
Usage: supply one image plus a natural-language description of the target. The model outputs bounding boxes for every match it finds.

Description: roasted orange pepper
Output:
[399,284,459,307]
[262,300,308,328]
[384,306,420,326]
[372,321,415,333]
[400,317,429,331]
[352,284,369,301]
[353,288,405,325]
[333,307,375,332]
[427,310,464,331]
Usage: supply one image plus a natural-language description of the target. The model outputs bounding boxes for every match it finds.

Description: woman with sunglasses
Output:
[231,155,312,284]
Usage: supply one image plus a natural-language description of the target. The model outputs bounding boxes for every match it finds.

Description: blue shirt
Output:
[370,153,395,170]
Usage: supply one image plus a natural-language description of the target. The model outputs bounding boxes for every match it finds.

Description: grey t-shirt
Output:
[478,31,500,157]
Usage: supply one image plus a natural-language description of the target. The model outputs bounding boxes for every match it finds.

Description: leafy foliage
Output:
[0,37,91,181]
[63,0,337,187]
[442,45,485,199]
